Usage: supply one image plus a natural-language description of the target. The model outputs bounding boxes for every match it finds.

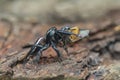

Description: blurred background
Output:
[0,0,120,24]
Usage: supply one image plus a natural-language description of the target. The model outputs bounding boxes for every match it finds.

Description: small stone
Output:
[69,72,74,76]
[52,73,57,77]
[114,42,120,52]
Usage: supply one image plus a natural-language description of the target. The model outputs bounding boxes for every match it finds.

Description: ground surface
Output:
[0,10,120,80]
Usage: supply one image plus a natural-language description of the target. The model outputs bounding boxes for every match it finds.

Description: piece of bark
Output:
[0,49,29,75]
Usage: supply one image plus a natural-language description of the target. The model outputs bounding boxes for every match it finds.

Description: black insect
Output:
[23,26,76,63]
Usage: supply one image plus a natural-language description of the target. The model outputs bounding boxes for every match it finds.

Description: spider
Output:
[23,26,89,63]
[23,27,76,63]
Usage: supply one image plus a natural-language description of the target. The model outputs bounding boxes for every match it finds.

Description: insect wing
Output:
[69,26,80,42]
[69,26,90,42]
[78,29,89,38]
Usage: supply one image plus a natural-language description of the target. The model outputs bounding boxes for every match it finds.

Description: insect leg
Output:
[35,43,50,62]
[63,39,69,55]
[51,41,62,62]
